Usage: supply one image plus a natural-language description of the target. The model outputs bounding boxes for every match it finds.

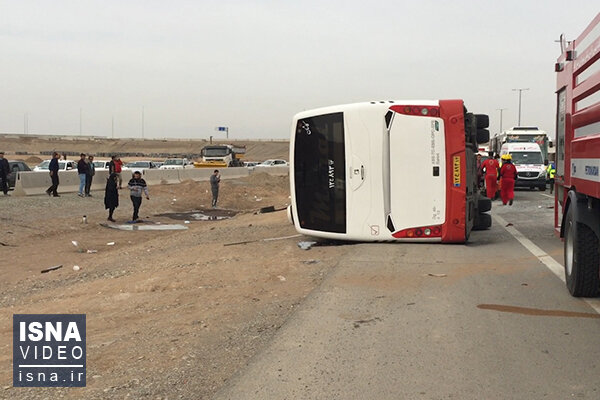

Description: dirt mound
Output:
[24,156,42,165]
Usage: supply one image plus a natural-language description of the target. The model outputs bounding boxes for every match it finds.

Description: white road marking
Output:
[494,214,600,315]
[539,193,554,199]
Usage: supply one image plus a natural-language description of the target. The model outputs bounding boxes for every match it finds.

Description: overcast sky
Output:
[0,1,598,140]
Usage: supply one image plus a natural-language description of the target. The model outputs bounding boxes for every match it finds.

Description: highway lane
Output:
[214,189,600,400]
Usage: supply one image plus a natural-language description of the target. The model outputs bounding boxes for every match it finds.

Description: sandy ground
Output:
[0,173,342,399]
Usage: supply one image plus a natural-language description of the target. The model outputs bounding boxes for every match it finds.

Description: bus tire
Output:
[475,114,489,129]
[476,129,489,144]
[478,197,492,213]
[473,213,492,230]
[564,204,600,297]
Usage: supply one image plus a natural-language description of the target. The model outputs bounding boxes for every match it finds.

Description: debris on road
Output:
[506,223,514,227]
[86,249,98,254]
[277,275,286,281]
[41,265,63,274]
[427,273,447,278]
[302,259,319,264]
[73,265,81,271]
[106,242,115,246]
[224,234,302,247]
[297,241,317,250]
[100,223,188,231]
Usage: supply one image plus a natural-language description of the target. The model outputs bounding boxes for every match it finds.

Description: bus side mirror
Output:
[549,141,554,148]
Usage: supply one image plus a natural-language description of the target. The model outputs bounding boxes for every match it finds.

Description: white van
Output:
[500,142,546,190]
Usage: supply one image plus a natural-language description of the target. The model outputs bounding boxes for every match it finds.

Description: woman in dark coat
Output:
[104,173,119,222]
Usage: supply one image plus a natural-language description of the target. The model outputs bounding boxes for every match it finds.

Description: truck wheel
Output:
[564,204,600,297]
[472,213,492,230]
[478,197,492,213]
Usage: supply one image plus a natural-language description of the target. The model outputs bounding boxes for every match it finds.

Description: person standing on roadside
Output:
[115,156,123,189]
[547,161,556,194]
[108,155,116,174]
[481,153,500,200]
[128,171,149,222]
[46,152,61,197]
[210,169,220,208]
[104,172,119,222]
[499,154,518,206]
[77,153,88,197]
[85,155,96,197]
[0,152,10,196]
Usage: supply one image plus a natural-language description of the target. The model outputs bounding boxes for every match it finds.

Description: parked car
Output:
[255,159,289,168]
[33,160,76,171]
[123,161,158,171]
[159,158,191,170]
[243,161,259,167]
[7,160,31,188]
[92,160,111,170]
[154,162,164,169]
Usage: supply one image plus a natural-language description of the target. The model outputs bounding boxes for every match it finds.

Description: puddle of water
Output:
[188,213,228,221]
[156,210,237,221]
[477,304,600,319]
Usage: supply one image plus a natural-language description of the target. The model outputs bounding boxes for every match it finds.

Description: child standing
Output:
[127,171,149,222]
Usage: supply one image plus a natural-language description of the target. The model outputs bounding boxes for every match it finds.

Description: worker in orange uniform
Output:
[480,153,500,200]
[498,154,518,205]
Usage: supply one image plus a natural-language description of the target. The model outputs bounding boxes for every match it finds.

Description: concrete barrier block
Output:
[251,166,289,176]
[144,169,180,185]
[178,168,214,182]
[90,170,109,191]
[219,167,250,179]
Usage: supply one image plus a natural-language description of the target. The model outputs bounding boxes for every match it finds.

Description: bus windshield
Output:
[510,152,543,165]
[294,112,346,233]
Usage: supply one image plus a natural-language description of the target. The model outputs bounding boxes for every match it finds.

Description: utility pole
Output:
[24,112,28,134]
[497,108,507,133]
[79,108,82,135]
[112,116,115,139]
[141,106,145,139]
[512,88,529,126]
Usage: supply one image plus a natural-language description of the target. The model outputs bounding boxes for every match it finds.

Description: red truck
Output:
[555,13,600,296]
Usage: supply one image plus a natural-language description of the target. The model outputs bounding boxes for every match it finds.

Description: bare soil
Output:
[0,173,341,399]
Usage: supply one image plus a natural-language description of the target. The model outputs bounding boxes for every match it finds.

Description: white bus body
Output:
[289,100,491,243]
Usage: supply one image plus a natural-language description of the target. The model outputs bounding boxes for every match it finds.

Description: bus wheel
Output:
[476,129,489,144]
[477,197,491,213]
[473,213,491,230]
[564,205,600,297]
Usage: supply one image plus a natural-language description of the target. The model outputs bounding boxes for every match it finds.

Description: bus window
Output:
[294,112,346,233]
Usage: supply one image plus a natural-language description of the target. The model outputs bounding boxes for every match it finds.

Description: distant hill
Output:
[0,134,290,162]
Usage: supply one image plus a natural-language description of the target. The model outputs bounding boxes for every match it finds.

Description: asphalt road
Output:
[214,188,600,400]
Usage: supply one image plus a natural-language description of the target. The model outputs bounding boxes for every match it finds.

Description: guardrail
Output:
[12,166,288,196]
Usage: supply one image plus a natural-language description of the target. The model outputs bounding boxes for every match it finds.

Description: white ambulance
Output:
[500,142,546,190]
